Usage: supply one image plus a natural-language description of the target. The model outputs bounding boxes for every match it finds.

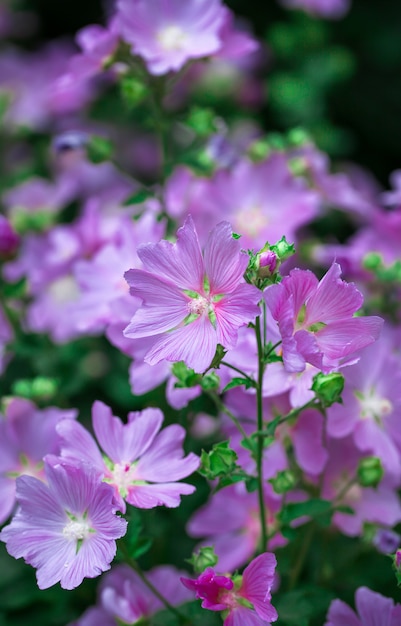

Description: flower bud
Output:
[200,441,238,479]
[188,546,219,574]
[258,250,277,278]
[0,216,19,256]
[269,470,297,495]
[357,456,384,488]
[311,372,344,407]
[372,528,400,554]
[270,236,296,262]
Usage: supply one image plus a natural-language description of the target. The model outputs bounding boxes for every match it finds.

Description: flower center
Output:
[63,516,92,542]
[234,206,269,240]
[48,275,79,304]
[187,295,209,316]
[356,389,393,425]
[157,25,188,51]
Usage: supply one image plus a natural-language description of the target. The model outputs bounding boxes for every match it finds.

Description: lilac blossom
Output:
[327,335,401,480]
[0,459,127,589]
[115,0,227,75]
[181,552,278,625]
[165,155,319,248]
[69,24,119,82]
[325,587,401,626]
[0,398,76,525]
[265,262,383,373]
[73,564,192,625]
[124,216,261,373]
[57,401,199,510]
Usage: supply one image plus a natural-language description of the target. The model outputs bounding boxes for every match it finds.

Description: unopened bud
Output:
[200,441,238,479]
[269,470,297,495]
[357,456,383,488]
[0,215,19,256]
[188,546,219,574]
[312,372,344,407]
[270,236,295,262]
[258,250,277,278]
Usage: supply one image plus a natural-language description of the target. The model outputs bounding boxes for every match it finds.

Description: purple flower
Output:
[265,262,383,373]
[57,400,199,510]
[325,587,401,626]
[0,398,76,525]
[181,552,278,625]
[115,0,226,75]
[372,529,400,554]
[124,216,260,373]
[0,459,127,589]
[72,564,192,625]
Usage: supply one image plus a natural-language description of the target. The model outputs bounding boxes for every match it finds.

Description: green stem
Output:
[255,315,268,551]
[220,361,255,385]
[120,542,188,624]
[288,522,315,590]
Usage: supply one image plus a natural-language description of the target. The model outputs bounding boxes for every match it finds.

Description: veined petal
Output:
[240,553,278,623]
[225,607,270,626]
[215,284,261,349]
[126,482,195,509]
[135,424,199,482]
[136,216,204,292]
[316,317,383,360]
[282,269,318,318]
[57,419,105,471]
[204,221,249,294]
[124,271,189,338]
[92,402,163,463]
[305,263,364,325]
[144,315,217,373]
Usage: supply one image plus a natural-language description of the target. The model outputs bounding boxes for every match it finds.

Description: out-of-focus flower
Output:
[72,564,192,625]
[325,587,401,626]
[0,459,127,589]
[124,216,261,373]
[0,398,76,525]
[115,0,227,75]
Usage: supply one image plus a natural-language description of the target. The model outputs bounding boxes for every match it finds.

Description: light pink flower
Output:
[57,401,199,510]
[265,262,383,373]
[124,216,261,373]
[115,0,226,75]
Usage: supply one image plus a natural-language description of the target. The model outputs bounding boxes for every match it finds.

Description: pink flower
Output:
[124,216,260,373]
[181,552,278,625]
[0,459,127,590]
[115,0,226,75]
[57,401,199,510]
[325,587,401,626]
[265,262,383,373]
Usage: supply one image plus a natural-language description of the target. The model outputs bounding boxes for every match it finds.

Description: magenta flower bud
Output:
[396,549,401,569]
[258,250,277,277]
[0,216,19,256]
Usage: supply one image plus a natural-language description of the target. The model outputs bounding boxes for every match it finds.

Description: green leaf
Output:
[222,377,256,392]
[123,189,153,205]
[279,498,332,525]
[87,135,114,163]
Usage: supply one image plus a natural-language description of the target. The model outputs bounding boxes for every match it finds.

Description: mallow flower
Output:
[264,262,383,373]
[181,552,278,625]
[123,216,261,373]
[115,0,227,75]
[325,586,401,626]
[0,458,127,590]
[57,401,199,510]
